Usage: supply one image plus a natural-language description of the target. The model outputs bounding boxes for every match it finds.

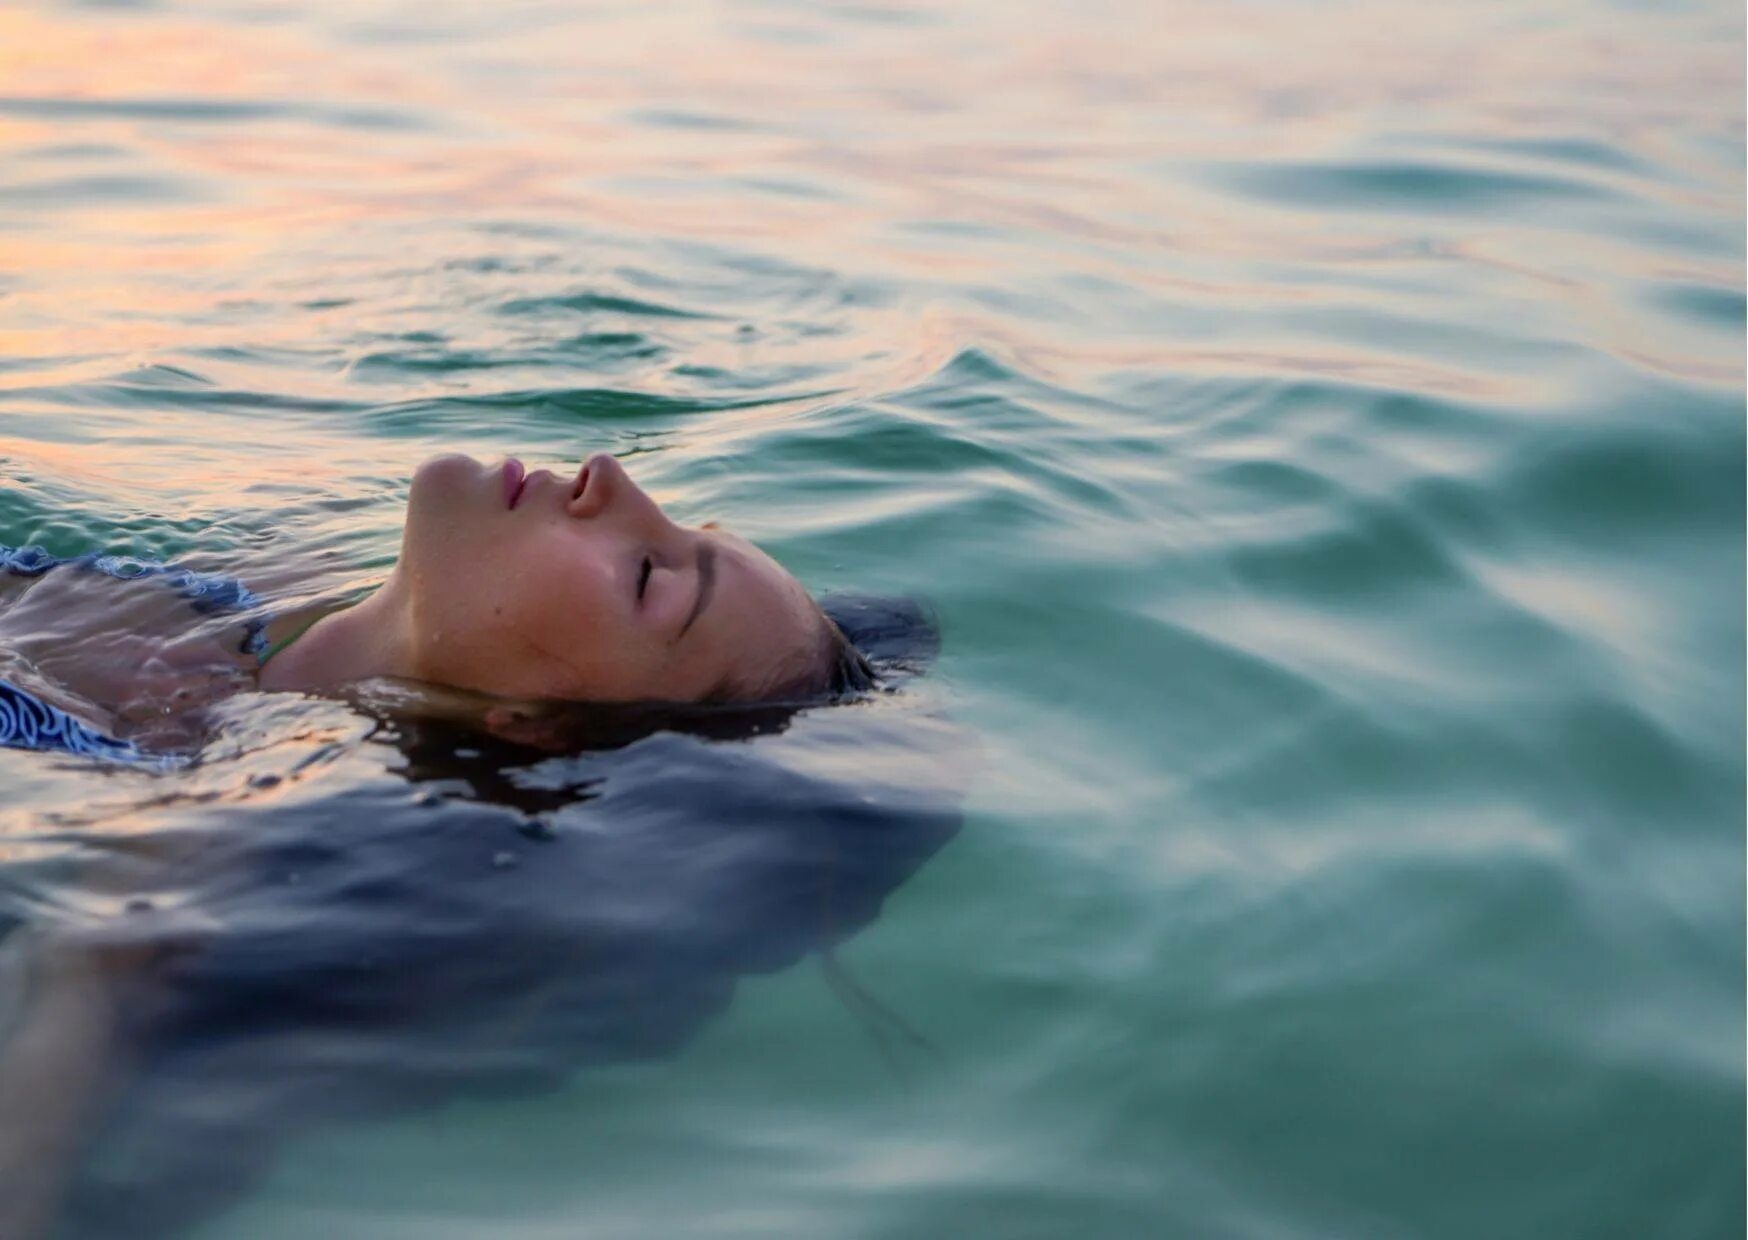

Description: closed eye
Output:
[636,555,653,602]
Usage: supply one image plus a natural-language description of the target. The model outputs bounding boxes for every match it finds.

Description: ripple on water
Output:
[0,95,425,131]
[0,0,1741,1236]
[1205,156,1635,215]
[1642,279,1747,331]
[362,386,830,438]
[345,333,670,382]
[498,291,721,320]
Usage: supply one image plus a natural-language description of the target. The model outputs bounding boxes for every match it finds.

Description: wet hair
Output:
[725,592,922,706]
[819,591,938,678]
[827,627,875,694]
[350,592,939,756]
[813,610,876,698]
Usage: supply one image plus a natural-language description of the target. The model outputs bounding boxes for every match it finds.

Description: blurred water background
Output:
[0,1,1742,1237]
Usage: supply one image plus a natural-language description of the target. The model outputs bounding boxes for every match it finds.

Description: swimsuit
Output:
[0,543,267,764]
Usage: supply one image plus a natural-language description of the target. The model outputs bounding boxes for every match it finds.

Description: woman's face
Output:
[394,452,827,703]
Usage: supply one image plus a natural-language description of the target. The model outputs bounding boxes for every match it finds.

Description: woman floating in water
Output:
[1,450,872,763]
[2,450,949,1240]
[262,451,872,703]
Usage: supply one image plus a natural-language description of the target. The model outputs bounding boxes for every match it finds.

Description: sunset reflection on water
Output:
[3,1,1739,389]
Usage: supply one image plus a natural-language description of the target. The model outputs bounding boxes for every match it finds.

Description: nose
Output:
[566,451,670,533]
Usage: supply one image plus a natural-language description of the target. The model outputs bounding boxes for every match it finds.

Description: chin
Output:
[408,453,484,509]
[414,452,483,485]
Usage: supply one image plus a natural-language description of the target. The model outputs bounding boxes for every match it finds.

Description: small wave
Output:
[0,95,423,131]
[1207,157,1631,215]
[498,291,719,320]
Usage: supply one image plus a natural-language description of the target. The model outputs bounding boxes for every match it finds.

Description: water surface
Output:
[0,1,1742,1237]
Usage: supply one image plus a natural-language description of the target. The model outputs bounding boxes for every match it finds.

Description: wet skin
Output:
[386,452,826,703]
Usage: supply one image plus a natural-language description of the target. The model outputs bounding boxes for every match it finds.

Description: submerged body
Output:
[0,588,951,1240]
[0,546,266,760]
[1,450,926,1238]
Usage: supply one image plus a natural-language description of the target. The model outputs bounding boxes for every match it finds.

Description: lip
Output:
[502,458,527,510]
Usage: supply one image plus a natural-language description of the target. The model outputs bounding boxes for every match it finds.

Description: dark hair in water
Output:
[803,591,934,702]
[821,614,876,697]
[724,595,890,706]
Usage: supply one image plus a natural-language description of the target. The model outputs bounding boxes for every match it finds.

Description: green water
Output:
[1,1,1742,1236]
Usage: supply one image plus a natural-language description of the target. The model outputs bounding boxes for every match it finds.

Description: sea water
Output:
[0,2,1741,1237]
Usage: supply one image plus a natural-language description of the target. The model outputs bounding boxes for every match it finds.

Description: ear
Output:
[481,705,569,751]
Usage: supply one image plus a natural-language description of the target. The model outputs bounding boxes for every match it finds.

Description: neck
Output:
[257,581,416,693]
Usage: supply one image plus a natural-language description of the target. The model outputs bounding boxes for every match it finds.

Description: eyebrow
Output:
[677,542,716,640]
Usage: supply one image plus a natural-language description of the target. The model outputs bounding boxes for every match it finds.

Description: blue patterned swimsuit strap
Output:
[0,542,268,764]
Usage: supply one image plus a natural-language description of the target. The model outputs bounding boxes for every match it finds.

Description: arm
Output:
[0,935,125,1240]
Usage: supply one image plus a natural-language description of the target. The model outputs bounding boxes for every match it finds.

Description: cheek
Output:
[412,524,648,696]
[497,541,625,655]
[411,529,566,652]
[405,505,490,594]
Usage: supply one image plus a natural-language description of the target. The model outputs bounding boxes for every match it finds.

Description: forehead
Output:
[693,533,818,676]
[709,532,807,626]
